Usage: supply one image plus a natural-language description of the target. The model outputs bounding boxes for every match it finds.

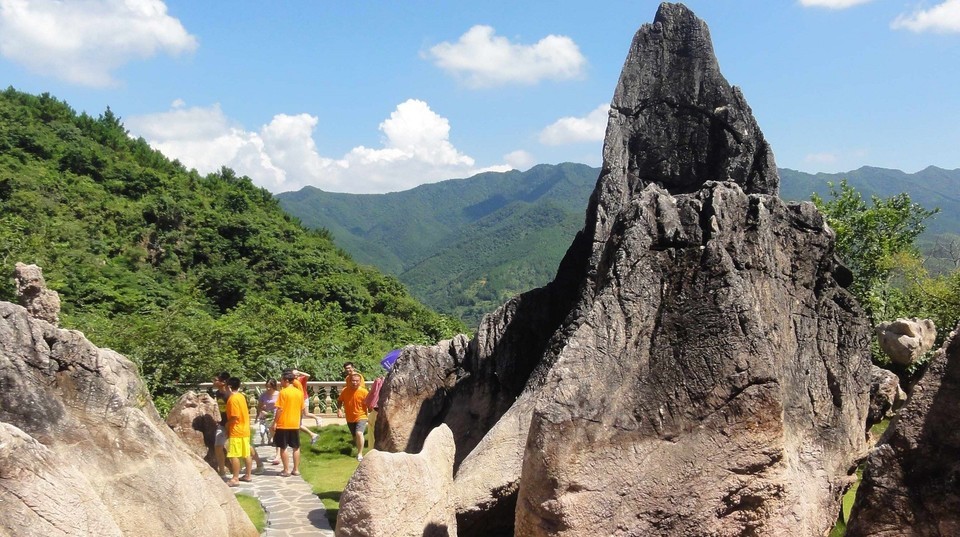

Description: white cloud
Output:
[426,25,586,88]
[0,0,197,87]
[804,152,840,165]
[892,0,960,33]
[798,0,875,8]
[126,99,514,194]
[504,150,535,170]
[539,104,610,145]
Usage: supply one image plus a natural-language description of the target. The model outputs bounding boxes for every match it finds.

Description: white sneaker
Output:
[357,454,363,462]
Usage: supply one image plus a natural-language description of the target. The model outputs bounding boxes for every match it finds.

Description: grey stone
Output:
[13,262,60,326]
[845,322,960,536]
[367,3,870,536]
[867,365,906,429]
[337,425,456,537]
[876,317,937,367]
[0,301,258,537]
[166,390,220,465]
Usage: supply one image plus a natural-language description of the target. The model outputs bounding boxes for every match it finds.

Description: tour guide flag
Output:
[381,349,402,370]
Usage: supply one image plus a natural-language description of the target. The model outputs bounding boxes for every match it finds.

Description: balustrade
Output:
[192,380,371,416]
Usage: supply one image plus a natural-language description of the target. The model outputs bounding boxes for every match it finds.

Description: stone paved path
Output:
[232,442,336,536]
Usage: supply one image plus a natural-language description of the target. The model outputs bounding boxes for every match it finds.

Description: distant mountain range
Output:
[277,164,960,326]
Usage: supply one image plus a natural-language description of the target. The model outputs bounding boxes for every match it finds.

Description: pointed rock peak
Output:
[601,2,779,198]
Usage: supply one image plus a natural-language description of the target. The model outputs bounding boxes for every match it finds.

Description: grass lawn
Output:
[235,493,267,533]
[298,417,375,529]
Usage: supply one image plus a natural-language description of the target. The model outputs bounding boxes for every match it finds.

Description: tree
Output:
[812,180,938,320]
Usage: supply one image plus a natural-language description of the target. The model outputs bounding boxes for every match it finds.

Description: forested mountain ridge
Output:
[279,163,960,326]
[278,163,598,323]
[0,87,462,411]
[779,166,960,235]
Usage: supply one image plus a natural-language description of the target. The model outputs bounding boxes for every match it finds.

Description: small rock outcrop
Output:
[337,425,457,537]
[14,262,60,326]
[867,365,905,429]
[166,390,221,465]
[0,298,257,537]
[845,322,960,537]
[368,3,872,536]
[876,317,937,367]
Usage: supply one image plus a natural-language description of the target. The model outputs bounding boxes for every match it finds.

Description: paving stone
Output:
[236,442,335,536]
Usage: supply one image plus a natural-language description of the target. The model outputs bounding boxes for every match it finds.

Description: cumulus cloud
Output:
[892,0,960,33]
[797,0,875,8]
[539,104,610,145]
[0,0,197,87]
[504,150,535,170]
[126,99,512,194]
[426,25,586,88]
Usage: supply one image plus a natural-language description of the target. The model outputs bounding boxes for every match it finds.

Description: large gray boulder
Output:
[337,425,457,537]
[875,317,937,367]
[165,390,221,465]
[368,3,871,536]
[14,262,60,326]
[845,322,960,536]
[0,300,257,537]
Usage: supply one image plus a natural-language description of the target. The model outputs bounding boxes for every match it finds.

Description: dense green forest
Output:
[0,87,464,412]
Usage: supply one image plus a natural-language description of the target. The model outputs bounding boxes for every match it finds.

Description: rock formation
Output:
[0,298,257,537]
[845,322,960,537]
[359,3,872,536]
[867,365,905,429]
[337,425,457,537]
[166,390,221,466]
[876,317,937,367]
[14,262,60,326]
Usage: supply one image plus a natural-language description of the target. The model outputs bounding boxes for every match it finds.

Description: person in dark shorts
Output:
[271,371,303,476]
[337,372,370,461]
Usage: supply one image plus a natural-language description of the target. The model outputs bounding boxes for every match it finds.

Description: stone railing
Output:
[193,380,373,417]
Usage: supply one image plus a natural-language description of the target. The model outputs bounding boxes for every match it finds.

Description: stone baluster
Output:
[311,386,322,413]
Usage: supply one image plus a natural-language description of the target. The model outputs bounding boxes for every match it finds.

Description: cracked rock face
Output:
[0,301,258,537]
[367,3,871,536]
[845,322,960,537]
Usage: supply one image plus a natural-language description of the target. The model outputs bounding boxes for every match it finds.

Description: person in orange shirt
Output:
[225,377,252,486]
[271,371,304,477]
[337,372,370,462]
[290,368,321,445]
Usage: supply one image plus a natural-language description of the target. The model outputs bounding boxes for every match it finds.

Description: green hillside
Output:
[279,164,960,327]
[0,87,463,411]
[277,163,597,325]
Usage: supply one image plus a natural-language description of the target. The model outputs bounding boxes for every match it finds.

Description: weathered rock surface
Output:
[0,300,257,537]
[845,322,960,537]
[876,317,937,367]
[337,424,457,537]
[166,390,221,464]
[14,262,60,326]
[868,365,905,428]
[367,3,871,536]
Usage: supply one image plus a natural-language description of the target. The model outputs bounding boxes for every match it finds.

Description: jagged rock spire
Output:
[603,3,779,198]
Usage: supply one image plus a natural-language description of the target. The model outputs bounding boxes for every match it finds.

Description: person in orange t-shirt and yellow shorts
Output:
[225,377,252,486]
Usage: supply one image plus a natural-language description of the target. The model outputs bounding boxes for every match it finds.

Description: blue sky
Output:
[1,0,958,194]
